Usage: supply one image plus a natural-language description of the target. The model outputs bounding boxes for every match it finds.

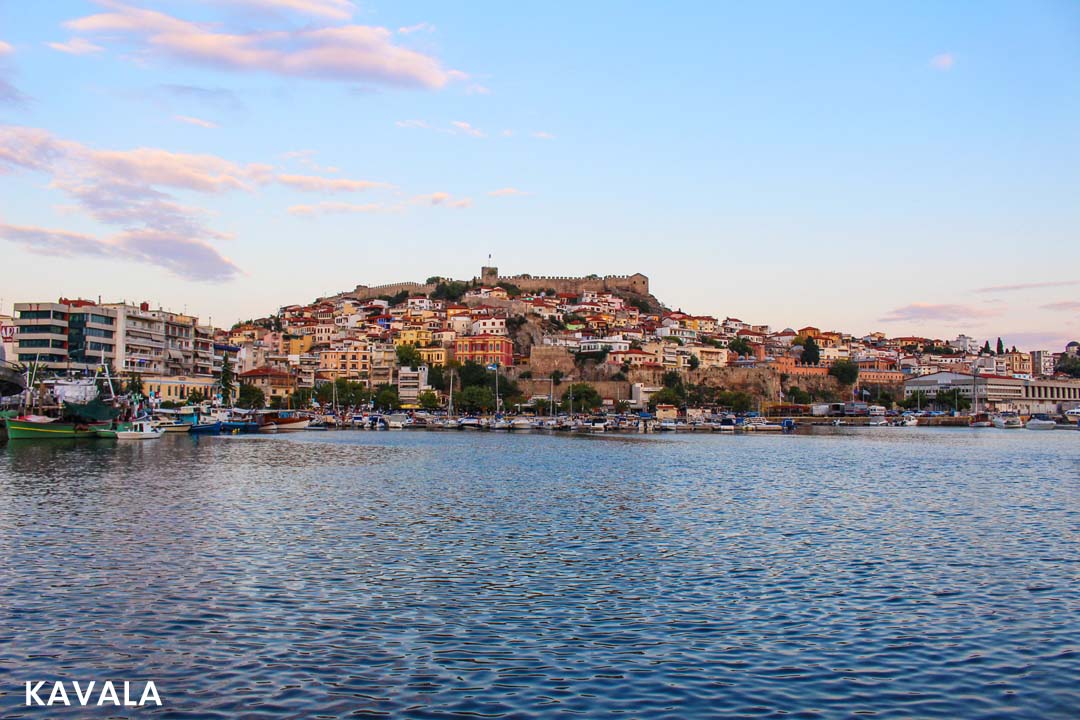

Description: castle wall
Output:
[348,282,436,301]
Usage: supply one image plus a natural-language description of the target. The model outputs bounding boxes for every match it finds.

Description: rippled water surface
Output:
[1,428,1078,718]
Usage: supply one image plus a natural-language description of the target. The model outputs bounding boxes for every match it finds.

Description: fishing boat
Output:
[993,412,1023,429]
[969,412,992,428]
[189,420,222,435]
[5,417,109,439]
[457,416,482,430]
[1026,414,1057,431]
[256,410,310,432]
[510,417,533,431]
[115,420,162,440]
[715,416,737,432]
[490,417,512,431]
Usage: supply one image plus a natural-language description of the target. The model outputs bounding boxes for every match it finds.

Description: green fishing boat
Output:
[94,421,133,439]
[4,418,109,439]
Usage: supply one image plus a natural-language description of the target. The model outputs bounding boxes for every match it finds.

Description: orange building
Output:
[454,334,513,367]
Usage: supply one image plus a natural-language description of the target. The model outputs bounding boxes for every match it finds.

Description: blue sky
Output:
[1,0,1078,349]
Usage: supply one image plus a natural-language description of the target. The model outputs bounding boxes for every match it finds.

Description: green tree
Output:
[787,386,813,404]
[828,359,859,385]
[374,385,400,411]
[1055,354,1080,378]
[800,336,821,365]
[562,383,602,411]
[269,395,284,409]
[934,388,971,412]
[649,386,683,410]
[187,388,207,404]
[533,398,552,415]
[219,352,235,402]
[688,354,701,370]
[127,372,145,399]
[419,390,440,410]
[551,369,565,385]
[727,336,752,357]
[396,344,423,368]
[237,383,266,409]
[996,337,1005,355]
[427,365,447,391]
[459,385,494,413]
[982,340,991,355]
[901,390,929,410]
[662,370,684,390]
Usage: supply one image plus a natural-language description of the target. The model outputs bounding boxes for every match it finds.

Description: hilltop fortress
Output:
[346,266,649,301]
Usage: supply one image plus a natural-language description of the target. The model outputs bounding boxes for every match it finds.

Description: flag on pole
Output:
[486,363,498,371]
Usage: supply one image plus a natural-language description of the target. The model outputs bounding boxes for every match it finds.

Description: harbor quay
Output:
[2,267,1080,437]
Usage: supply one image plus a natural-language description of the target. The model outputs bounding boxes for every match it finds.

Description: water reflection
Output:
[1,429,1078,718]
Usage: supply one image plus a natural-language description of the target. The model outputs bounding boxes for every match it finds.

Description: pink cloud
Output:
[67,3,458,89]
[277,173,393,193]
[450,120,484,137]
[288,201,399,216]
[0,40,13,55]
[174,114,217,128]
[977,279,1080,293]
[488,187,527,197]
[881,303,1002,323]
[531,131,554,140]
[47,37,103,55]
[398,23,434,35]
[222,0,357,21]
[0,222,241,281]
[930,53,955,71]
[1041,301,1080,312]
[0,125,258,278]
[412,191,471,208]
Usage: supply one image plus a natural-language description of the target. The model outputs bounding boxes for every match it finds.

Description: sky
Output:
[0,0,1078,350]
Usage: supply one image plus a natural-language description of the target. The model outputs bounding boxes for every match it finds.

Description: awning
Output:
[167,349,184,360]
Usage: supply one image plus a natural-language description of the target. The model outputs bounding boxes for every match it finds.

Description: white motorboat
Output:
[457,417,482,430]
[510,417,533,431]
[386,413,410,429]
[868,405,888,425]
[657,419,678,432]
[1026,414,1057,431]
[744,416,783,431]
[891,416,918,427]
[993,412,1023,429]
[116,420,162,440]
[490,418,512,430]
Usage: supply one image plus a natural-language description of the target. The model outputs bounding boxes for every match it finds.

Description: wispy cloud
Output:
[157,84,243,112]
[0,124,265,279]
[47,37,103,55]
[174,114,217,128]
[395,119,429,129]
[1041,300,1080,313]
[450,120,484,138]
[288,201,399,216]
[398,22,434,35]
[67,2,460,89]
[488,187,527,197]
[277,173,393,192]
[221,0,357,21]
[0,39,27,105]
[412,191,470,208]
[881,303,1001,323]
[531,130,555,140]
[466,84,491,95]
[930,52,955,71]
[976,279,1080,294]
[0,222,241,281]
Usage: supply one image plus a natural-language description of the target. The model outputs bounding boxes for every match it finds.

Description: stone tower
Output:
[480,266,499,285]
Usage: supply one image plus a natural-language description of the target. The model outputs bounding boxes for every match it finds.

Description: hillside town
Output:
[3,266,1080,420]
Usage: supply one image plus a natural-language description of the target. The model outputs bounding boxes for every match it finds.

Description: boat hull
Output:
[5,419,107,439]
[189,421,222,435]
